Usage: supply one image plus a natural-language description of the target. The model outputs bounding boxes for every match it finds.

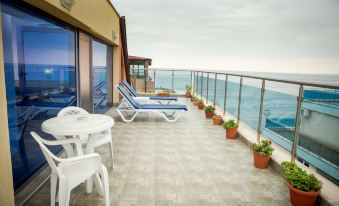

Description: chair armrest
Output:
[38,137,83,156]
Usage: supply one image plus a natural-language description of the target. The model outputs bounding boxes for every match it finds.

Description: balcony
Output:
[25,98,291,205]
[21,68,339,205]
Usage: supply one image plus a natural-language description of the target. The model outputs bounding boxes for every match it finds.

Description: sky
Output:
[111,0,339,74]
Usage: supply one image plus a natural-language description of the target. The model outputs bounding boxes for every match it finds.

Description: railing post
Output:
[194,72,199,95]
[192,71,195,94]
[213,73,217,106]
[206,73,209,104]
[190,71,193,90]
[223,75,228,116]
[153,70,156,93]
[133,71,137,89]
[171,71,174,94]
[257,80,265,141]
[144,69,147,93]
[237,77,243,123]
[200,72,203,98]
[291,85,304,162]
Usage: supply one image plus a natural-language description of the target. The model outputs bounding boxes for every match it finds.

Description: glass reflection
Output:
[1,3,76,189]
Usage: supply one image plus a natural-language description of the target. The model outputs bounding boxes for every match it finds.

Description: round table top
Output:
[41,114,114,136]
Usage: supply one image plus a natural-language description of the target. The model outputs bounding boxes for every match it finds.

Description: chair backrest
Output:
[116,85,141,108]
[121,80,139,97]
[57,106,89,117]
[30,132,59,174]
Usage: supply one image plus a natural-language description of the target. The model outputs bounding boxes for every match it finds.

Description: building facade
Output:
[0,0,127,205]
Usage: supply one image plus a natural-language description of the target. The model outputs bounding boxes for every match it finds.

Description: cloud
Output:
[111,0,339,74]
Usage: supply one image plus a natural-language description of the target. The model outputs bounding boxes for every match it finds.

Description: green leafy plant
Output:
[204,105,215,112]
[212,115,222,119]
[198,99,204,104]
[252,140,274,156]
[185,84,192,92]
[281,161,322,192]
[192,96,199,101]
[223,120,239,129]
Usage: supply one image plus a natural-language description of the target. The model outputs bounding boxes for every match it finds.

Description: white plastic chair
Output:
[57,107,114,168]
[30,132,109,206]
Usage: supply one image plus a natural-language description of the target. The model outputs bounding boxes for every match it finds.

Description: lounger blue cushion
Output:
[117,85,187,111]
[149,96,178,101]
[117,86,141,108]
[121,80,177,101]
[140,104,187,111]
[121,80,140,97]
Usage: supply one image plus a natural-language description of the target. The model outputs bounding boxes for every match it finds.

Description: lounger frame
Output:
[116,86,186,123]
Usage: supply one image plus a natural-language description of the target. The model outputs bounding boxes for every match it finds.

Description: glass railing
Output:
[129,68,339,185]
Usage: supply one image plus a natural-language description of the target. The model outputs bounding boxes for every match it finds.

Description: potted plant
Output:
[158,89,171,97]
[212,115,223,125]
[251,140,274,169]
[185,84,192,98]
[281,161,322,206]
[197,99,204,110]
[192,96,199,105]
[191,94,197,102]
[223,120,239,139]
[204,105,215,118]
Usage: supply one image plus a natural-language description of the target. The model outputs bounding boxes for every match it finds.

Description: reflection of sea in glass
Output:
[92,40,109,114]
[2,3,76,189]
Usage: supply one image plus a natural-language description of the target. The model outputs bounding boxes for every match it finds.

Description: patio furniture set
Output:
[31,81,187,206]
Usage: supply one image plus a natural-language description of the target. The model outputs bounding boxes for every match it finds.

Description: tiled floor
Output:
[25,98,290,206]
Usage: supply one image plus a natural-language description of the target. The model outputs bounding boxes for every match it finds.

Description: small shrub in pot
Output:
[197,99,204,110]
[223,120,239,139]
[251,140,274,169]
[185,84,192,98]
[212,115,223,125]
[281,161,322,206]
[204,105,215,118]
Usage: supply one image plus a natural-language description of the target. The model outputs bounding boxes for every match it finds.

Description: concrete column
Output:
[0,11,15,206]
[112,45,121,103]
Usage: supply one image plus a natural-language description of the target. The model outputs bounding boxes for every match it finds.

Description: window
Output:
[1,3,76,189]
[92,40,112,114]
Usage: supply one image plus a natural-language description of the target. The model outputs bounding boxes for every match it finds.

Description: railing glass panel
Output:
[154,70,172,92]
[173,71,191,94]
[226,76,240,118]
[202,73,208,99]
[298,86,339,183]
[207,73,215,104]
[239,78,262,130]
[261,81,299,152]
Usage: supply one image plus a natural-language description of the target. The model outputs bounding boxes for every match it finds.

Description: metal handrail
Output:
[144,68,339,89]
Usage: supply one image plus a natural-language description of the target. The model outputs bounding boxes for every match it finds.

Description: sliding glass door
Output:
[1,3,76,189]
[92,40,112,114]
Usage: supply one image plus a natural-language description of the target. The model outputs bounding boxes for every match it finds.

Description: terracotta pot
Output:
[288,183,320,206]
[213,118,223,125]
[185,92,191,98]
[197,103,204,110]
[253,151,270,169]
[205,111,214,118]
[226,127,238,139]
[158,92,170,97]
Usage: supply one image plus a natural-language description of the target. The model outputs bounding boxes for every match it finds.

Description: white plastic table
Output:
[41,113,114,193]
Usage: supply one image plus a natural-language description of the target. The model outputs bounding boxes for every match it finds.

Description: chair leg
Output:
[108,141,114,169]
[50,173,57,206]
[58,179,71,206]
[93,173,104,196]
[101,165,110,206]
